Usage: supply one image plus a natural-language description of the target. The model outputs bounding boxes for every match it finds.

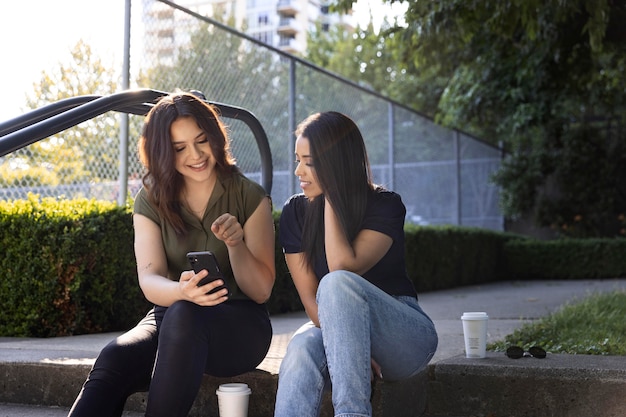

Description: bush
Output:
[0,194,149,337]
[504,238,626,280]
[2,195,624,337]
[404,224,516,292]
[265,210,302,314]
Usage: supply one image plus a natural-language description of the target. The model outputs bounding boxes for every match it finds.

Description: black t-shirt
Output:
[279,189,417,298]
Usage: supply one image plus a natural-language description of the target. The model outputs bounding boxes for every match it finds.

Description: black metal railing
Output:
[0,89,273,193]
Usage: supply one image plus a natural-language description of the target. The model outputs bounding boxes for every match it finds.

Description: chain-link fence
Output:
[0,0,502,230]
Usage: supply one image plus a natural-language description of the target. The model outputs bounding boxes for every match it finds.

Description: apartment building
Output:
[142,0,353,62]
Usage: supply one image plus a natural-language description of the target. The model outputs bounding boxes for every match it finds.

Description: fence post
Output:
[117,0,132,206]
[387,103,395,190]
[454,130,461,225]
[287,59,297,196]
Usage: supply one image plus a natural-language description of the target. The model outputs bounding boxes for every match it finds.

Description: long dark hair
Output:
[138,92,239,236]
[296,111,374,268]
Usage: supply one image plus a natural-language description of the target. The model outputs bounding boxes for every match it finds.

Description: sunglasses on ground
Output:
[506,346,547,359]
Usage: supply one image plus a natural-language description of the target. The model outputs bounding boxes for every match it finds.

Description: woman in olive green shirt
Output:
[69,93,275,417]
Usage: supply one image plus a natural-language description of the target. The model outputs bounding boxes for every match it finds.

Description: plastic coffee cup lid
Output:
[217,383,251,395]
[218,383,249,392]
[461,312,488,319]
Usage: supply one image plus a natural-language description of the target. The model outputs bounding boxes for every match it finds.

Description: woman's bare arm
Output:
[212,197,275,303]
[285,252,320,327]
[134,214,229,307]
[323,198,392,275]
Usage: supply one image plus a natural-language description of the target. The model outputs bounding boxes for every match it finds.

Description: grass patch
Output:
[489,291,626,355]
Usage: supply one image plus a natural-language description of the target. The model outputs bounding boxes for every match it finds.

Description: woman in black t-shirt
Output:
[274,111,438,417]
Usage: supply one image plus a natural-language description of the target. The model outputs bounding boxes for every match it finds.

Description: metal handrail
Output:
[0,96,100,137]
[0,89,273,193]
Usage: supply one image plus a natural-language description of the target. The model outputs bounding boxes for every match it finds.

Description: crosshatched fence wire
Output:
[0,113,138,202]
[1,0,503,230]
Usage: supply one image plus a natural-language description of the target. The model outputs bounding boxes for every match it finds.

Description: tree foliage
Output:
[305,17,440,116]
[394,0,626,139]
[137,18,291,170]
[4,41,122,188]
[328,0,626,237]
[303,20,452,165]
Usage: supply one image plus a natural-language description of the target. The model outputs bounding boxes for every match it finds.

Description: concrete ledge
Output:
[0,361,428,417]
[1,362,91,408]
[425,353,626,417]
[0,362,279,416]
[4,353,626,417]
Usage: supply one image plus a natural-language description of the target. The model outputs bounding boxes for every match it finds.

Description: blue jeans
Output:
[274,270,438,417]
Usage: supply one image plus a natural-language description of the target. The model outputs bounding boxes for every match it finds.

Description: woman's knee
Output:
[317,270,365,307]
[93,342,126,373]
[318,270,360,294]
[162,300,202,328]
[281,328,325,372]
[163,300,198,323]
[91,339,152,385]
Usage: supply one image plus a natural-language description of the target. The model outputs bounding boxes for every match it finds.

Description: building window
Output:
[254,30,273,44]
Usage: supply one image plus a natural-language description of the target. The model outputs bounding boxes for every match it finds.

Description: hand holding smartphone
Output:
[186,251,230,296]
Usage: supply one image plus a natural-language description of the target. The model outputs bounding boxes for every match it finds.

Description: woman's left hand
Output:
[211,213,244,246]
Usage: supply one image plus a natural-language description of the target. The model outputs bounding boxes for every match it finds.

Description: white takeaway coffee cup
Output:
[216,383,252,417]
[461,312,489,358]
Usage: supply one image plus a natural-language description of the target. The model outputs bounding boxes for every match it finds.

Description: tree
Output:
[329,0,626,237]
[305,17,440,116]
[4,40,121,189]
[393,0,626,139]
[303,20,451,165]
[138,18,292,171]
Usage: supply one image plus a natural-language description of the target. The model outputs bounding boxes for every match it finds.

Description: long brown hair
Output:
[296,111,374,268]
[138,92,239,236]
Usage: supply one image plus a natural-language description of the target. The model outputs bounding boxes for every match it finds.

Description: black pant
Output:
[68,300,272,417]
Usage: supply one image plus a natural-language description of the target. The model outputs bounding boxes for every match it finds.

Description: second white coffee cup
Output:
[461,312,489,358]
[216,383,251,417]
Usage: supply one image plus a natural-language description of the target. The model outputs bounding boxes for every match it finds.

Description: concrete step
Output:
[425,353,626,417]
[0,403,141,417]
[5,352,626,417]
[4,280,626,416]
[0,361,428,417]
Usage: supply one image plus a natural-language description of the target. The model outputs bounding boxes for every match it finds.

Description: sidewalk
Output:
[2,278,626,416]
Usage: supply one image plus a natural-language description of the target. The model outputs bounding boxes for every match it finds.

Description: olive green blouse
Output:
[133,172,269,301]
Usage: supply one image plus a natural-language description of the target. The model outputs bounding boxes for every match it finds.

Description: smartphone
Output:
[186,251,229,296]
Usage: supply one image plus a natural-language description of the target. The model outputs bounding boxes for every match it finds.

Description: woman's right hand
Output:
[179,269,229,306]
[135,213,229,307]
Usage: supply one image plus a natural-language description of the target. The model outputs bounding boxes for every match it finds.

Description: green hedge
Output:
[404,224,516,292]
[1,196,624,337]
[0,195,149,337]
[504,238,626,279]
[265,210,302,314]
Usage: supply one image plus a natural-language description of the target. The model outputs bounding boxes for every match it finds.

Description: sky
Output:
[0,0,127,121]
[0,0,401,122]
